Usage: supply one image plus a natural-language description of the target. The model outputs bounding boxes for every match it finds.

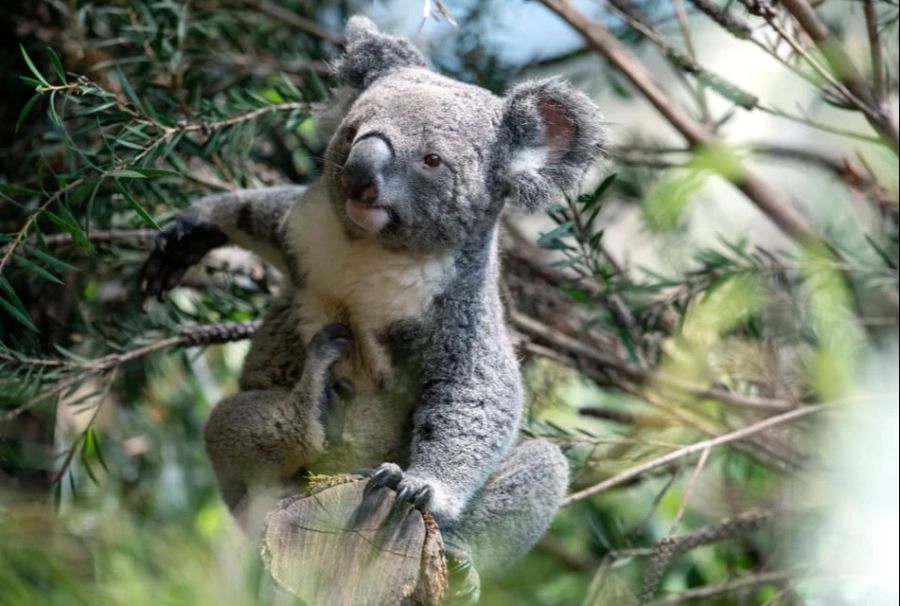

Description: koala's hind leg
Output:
[446,439,569,573]
[203,323,354,522]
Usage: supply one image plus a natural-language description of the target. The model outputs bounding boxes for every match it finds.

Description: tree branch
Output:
[537,0,817,241]
[563,405,824,504]
[778,0,898,151]
[648,569,798,605]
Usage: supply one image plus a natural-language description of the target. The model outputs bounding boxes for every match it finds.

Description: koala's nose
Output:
[341,136,392,204]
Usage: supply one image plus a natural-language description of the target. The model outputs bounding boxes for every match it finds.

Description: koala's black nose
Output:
[341,136,392,204]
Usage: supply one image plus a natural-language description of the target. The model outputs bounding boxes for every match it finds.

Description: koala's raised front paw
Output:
[139,215,228,303]
[305,323,355,445]
[364,463,434,510]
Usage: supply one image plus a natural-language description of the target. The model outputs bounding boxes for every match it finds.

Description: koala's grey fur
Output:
[141,15,604,580]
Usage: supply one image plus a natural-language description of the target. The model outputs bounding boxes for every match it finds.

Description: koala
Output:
[140,15,603,597]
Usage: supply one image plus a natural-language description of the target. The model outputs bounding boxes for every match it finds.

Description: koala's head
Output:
[323,16,604,254]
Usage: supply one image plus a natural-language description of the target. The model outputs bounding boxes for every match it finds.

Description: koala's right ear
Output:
[334,16,427,89]
[492,79,605,213]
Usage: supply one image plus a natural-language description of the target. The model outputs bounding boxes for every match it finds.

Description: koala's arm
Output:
[369,299,523,525]
[140,186,304,300]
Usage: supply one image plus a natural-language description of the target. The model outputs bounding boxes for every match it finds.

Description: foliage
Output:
[1,1,898,605]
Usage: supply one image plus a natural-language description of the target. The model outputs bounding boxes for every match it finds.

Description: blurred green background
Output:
[1,1,897,605]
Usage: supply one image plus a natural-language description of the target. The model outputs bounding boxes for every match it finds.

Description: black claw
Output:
[309,323,354,357]
[396,486,413,504]
[368,466,401,491]
[319,322,353,343]
[137,215,226,307]
[333,378,356,401]
[413,486,432,508]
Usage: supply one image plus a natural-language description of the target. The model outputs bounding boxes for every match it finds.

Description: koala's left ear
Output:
[335,16,428,89]
[492,79,605,212]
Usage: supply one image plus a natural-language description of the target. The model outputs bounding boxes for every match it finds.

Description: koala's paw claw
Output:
[365,463,435,511]
[332,377,356,401]
[308,323,354,360]
[366,462,403,492]
[139,215,227,305]
[396,484,433,508]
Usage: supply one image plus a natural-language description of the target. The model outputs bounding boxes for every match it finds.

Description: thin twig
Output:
[0,321,260,422]
[563,404,824,504]
[671,0,711,123]
[243,0,343,45]
[648,569,798,605]
[512,309,795,412]
[669,446,710,533]
[778,0,898,151]
[862,0,884,100]
[50,367,118,485]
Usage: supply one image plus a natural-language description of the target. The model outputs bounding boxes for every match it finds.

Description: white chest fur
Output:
[285,191,455,384]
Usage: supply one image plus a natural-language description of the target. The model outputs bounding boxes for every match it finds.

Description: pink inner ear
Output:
[538,99,575,160]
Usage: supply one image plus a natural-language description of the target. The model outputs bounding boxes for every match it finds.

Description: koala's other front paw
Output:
[306,323,355,445]
[364,463,434,510]
[139,215,228,304]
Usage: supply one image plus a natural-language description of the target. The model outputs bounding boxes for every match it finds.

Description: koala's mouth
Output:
[345,198,392,233]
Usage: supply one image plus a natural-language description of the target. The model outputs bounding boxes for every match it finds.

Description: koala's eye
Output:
[344,128,357,144]
[423,154,442,168]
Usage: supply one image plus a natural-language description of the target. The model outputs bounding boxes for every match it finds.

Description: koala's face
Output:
[324,70,504,252]
[323,16,605,254]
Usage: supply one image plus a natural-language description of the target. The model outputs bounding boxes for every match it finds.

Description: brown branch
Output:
[862,0,884,100]
[0,321,260,422]
[0,229,157,262]
[244,0,344,45]
[648,569,798,605]
[639,511,776,601]
[511,309,795,412]
[537,534,600,572]
[563,405,824,504]
[1,91,315,274]
[537,0,821,240]
[778,0,898,152]
[669,446,710,534]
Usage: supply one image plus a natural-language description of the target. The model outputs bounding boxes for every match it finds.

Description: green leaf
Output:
[537,220,575,247]
[47,90,62,126]
[0,295,39,333]
[44,207,92,250]
[115,66,143,112]
[20,44,49,87]
[128,167,180,178]
[110,169,148,179]
[116,181,159,229]
[15,94,40,133]
[13,255,63,285]
[88,427,109,473]
[19,75,43,88]
[45,46,66,83]
[584,173,617,211]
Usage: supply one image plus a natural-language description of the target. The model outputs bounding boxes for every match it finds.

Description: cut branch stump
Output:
[262,476,448,606]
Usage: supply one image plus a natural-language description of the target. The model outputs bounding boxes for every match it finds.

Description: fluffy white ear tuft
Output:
[492,79,606,213]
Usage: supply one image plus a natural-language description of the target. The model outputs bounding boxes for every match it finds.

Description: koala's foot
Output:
[445,548,481,605]
[364,462,433,509]
[303,323,355,444]
[140,215,228,303]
